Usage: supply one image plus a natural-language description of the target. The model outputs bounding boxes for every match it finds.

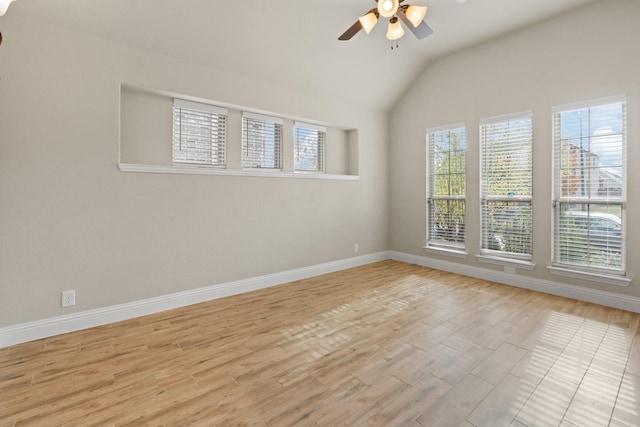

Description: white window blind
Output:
[242,112,283,170]
[480,112,533,258]
[427,124,466,250]
[552,96,626,273]
[294,122,326,173]
[172,99,227,166]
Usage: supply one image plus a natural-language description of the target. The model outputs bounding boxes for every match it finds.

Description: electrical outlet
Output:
[61,290,76,307]
[354,243,359,253]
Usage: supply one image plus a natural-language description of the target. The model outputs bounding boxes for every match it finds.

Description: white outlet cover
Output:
[62,290,76,307]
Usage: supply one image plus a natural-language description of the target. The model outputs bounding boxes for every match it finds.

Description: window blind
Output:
[173,99,227,166]
[480,112,533,258]
[294,122,326,173]
[552,97,626,272]
[242,112,283,170]
[427,124,466,249]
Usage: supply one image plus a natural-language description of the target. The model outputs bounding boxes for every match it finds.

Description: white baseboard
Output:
[3,250,638,348]
[389,251,640,313]
[0,252,388,348]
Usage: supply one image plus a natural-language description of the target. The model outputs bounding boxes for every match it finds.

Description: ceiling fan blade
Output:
[338,20,363,40]
[397,8,433,40]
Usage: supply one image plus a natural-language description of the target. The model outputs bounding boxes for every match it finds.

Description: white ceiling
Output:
[9,0,598,112]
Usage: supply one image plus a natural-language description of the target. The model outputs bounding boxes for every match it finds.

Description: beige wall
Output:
[0,17,389,327]
[390,0,640,296]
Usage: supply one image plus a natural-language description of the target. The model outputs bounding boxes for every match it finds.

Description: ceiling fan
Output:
[339,0,433,42]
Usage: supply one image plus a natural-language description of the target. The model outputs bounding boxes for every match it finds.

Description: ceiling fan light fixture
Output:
[0,0,16,16]
[358,12,378,34]
[386,16,404,41]
[405,5,427,27]
[338,0,433,43]
[377,0,399,18]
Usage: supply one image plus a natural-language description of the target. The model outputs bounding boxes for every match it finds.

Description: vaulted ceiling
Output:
[9,0,598,112]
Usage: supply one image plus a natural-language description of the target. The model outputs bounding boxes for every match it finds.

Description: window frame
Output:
[241,112,283,171]
[425,123,467,253]
[479,111,534,261]
[293,121,326,173]
[172,99,227,167]
[551,95,627,276]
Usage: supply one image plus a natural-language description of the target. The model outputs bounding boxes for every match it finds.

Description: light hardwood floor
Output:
[1,260,640,426]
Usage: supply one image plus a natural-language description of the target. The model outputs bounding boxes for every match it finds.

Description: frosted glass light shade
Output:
[0,0,16,16]
[358,12,378,34]
[386,17,404,41]
[377,0,399,18]
[406,5,427,27]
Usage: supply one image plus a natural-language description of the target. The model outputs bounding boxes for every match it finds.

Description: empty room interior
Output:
[1,0,640,425]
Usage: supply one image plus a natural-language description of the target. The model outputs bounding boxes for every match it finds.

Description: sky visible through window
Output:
[560,104,623,169]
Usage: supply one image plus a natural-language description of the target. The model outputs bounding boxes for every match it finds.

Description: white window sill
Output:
[241,167,282,173]
[118,163,359,181]
[547,265,631,287]
[476,254,536,271]
[423,246,468,259]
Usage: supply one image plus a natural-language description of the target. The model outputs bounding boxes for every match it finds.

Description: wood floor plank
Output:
[509,343,562,386]
[515,374,579,427]
[625,335,640,377]
[611,372,640,427]
[471,342,528,385]
[1,260,639,426]
[431,344,493,385]
[415,373,494,426]
[364,374,451,426]
[467,374,536,427]
[562,372,620,427]
[316,375,409,426]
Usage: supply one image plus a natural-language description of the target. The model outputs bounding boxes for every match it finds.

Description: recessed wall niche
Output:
[119,85,359,177]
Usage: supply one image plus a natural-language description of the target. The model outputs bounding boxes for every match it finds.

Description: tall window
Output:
[480,112,533,258]
[426,124,466,250]
[552,96,626,273]
[294,122,325,173]
[242,112,282,170]
[173,99,227,166]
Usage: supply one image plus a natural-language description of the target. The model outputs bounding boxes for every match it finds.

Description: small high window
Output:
[172,99,227,166]
[242,112,282,170]
[294,122,326,173]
